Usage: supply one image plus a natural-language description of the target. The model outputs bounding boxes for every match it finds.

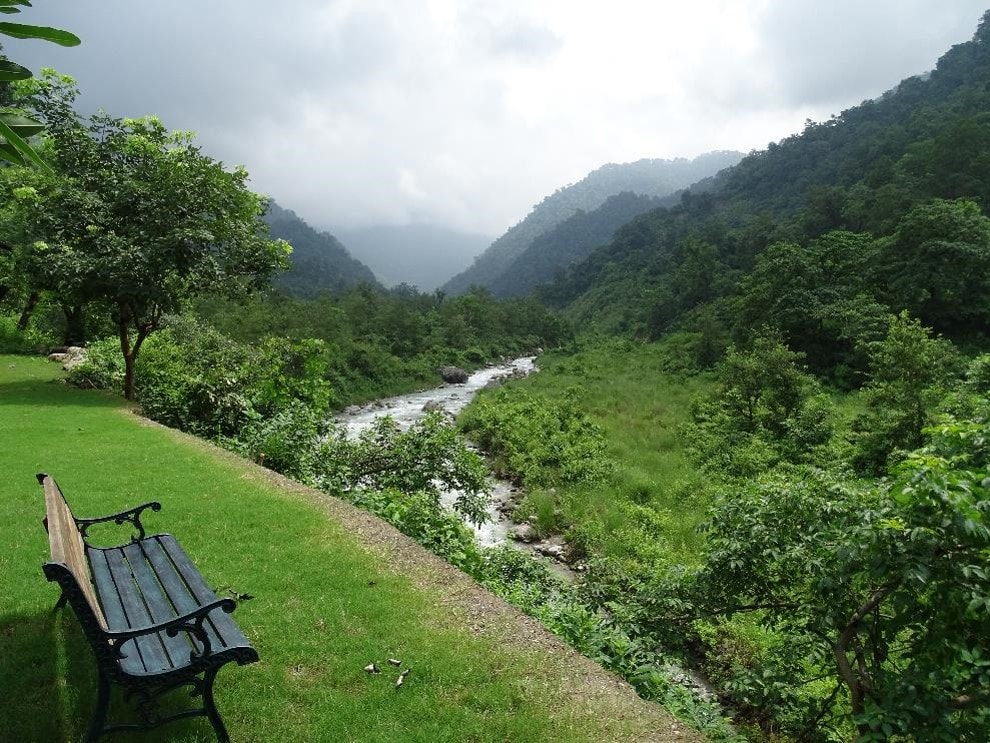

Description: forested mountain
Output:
[546,13,990,348]
[335,223,491,291]
[264,201,380,297]
[441,151,743,296]
[488,192,665,297]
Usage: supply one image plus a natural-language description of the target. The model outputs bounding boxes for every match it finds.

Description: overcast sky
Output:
[6,1,987,236]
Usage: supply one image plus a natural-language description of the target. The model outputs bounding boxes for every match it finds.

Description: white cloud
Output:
[6,0,987,235]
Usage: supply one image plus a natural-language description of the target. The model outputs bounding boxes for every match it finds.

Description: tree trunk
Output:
[118,327,136,401]
[18,291,39,331]
[117,304,151,402]
[63,304,86,346]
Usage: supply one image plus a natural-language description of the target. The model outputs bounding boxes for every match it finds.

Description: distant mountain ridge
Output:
[334,223,492,292]
[488,191,666,297]
[442,151,744,296]
[264,201,380,297]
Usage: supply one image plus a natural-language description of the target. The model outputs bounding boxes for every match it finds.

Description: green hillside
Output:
[442,151,743,296]
[546,14,990,345]
[265,201,381,297]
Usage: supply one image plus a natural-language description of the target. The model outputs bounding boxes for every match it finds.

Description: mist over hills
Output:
[264,201,380,297]
[334,223,492,292]
[442,151,744,296]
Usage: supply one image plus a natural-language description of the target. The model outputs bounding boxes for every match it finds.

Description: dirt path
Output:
[136,409,701,742]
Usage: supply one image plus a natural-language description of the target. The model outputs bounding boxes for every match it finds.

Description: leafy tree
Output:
[9,79,289,398]
[852,312,957,474]
[698,419,990,739]
[687,330,834,476]
[876,199,990,336]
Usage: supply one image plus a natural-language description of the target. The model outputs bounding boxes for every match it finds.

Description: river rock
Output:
[510,524,538,543]
[422,400,454,422]
[48,353,69,363]
[439,365,469,384]
[535,543,566,561]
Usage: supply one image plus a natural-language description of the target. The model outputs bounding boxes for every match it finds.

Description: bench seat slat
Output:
[120,542,192,668]
[88,549,130,637]
[142,535,228,655]
[158,535,251,651]
[103,548,172,675]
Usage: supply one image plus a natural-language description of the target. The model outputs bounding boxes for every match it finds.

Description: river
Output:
[335,357,537,548]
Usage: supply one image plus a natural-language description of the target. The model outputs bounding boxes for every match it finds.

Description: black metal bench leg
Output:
[84,672,110,743]
[53,590,68,612]
[203,667,230,743]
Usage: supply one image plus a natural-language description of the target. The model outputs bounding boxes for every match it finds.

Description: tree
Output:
[877,199,990,336]
[852,312,956,474]
[699,418,990,739]
[10,80,289,398]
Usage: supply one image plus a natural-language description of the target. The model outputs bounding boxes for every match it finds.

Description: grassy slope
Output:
[0,355,693,743]
[475,341,715,565]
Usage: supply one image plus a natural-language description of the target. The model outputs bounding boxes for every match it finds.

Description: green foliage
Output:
[350,488,482,571]
[316,413,491,526]
[195,286,569,406]
[0,7,79,171]
[234,401,328,482]
[0,312,52,352]
[877,198,990,336]
[461,387,613,488]
[852,312,958,474]
[687,331,835,476]
[65,337,123,391]
[5,72,290,398]
[696,417,990,740]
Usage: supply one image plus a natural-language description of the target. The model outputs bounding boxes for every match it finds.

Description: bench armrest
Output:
[106,598,237,660]
[76,502,162,544]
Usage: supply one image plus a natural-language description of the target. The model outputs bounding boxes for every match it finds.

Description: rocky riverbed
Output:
[335,357,576,575]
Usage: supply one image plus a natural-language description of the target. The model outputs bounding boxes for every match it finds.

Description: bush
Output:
[65,337,124,391]
[350,488,482,571]
[461,387,613,488]
[0,313,55,354]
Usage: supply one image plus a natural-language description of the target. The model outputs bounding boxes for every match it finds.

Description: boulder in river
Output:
[439,365,469,384]
[510,524,540,543]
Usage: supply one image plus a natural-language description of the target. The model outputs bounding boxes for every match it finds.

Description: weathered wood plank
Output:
[158,535,249,649]
[142,536,221,655]
[42,476,105,628]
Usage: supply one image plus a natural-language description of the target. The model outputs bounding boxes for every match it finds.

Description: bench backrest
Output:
[40,475,107,630]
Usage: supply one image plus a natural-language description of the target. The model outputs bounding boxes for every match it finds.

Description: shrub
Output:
[461,387,613,488]
[65,337,124,391]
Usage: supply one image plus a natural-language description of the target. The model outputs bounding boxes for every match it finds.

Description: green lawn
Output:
[0,355,686,742]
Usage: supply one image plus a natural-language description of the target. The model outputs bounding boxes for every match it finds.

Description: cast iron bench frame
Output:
[38,473,259,742]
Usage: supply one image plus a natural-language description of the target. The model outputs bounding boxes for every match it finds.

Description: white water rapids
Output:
[335,357,537,547]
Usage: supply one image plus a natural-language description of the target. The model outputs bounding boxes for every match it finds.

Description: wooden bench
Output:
[38,474,259,742]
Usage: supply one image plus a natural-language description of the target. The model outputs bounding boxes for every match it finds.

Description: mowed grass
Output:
[0,355,679,743]
[482,341,715,565]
